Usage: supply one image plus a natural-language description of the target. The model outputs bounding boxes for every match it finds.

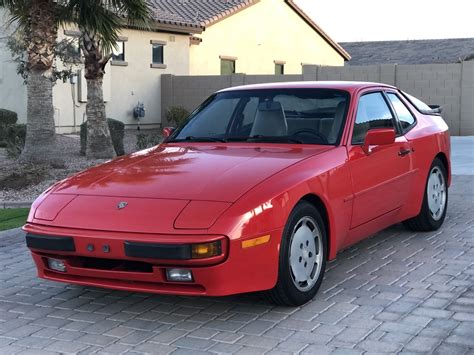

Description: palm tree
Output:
[65,0,150,159]
[0,0,61,165]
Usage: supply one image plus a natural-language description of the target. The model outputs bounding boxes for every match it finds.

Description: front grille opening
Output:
[71,256,153,273]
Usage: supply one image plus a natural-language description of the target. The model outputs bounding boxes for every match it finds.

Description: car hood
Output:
[53,143,333,203]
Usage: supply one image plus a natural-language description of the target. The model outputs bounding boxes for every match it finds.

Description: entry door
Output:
[347,92,413,229]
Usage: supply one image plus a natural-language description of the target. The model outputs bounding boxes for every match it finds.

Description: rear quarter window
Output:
[387,93,416,132]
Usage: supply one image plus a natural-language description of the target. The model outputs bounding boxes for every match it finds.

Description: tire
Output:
[404,158,448,231]
[265,201,327,306]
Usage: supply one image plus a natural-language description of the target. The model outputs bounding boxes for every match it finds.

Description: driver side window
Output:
[352,92,394,145]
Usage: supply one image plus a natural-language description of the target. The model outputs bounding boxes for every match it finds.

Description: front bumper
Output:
[24,224,282,296]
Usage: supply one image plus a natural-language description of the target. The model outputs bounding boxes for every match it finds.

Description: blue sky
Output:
[296,0,474,42]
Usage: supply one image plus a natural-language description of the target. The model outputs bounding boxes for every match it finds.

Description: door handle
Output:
[398,148,413,157]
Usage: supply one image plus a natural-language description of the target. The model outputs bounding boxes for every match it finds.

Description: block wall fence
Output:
[161,62,474,135]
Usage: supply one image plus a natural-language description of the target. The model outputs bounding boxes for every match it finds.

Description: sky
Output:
[295,0,474,42]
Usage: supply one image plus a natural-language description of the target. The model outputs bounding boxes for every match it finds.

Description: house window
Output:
[274,61,285,75]
[150,40,167,69]
[62,30,82,62]
[152,44,164,64]
[220,56,236,75]
[112,41,125,62]
[64,36,81,62]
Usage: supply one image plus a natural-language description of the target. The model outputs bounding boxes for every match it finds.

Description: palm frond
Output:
[62,0,150,55]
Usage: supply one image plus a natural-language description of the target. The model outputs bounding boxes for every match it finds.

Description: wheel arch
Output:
[434,152,450,184]
[299,193,332,261]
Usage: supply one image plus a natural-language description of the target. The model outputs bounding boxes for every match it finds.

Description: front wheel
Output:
[404,158,448,231]
[265,201,327,306]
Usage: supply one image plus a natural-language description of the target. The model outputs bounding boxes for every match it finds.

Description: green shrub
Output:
[166,106,189,127]
[136,133,162,150]
[80,118,125,156]
[0,124,26,156]
[0,108,18,125]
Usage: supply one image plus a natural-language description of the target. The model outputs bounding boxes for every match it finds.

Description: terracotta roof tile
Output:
[147,0,257,28]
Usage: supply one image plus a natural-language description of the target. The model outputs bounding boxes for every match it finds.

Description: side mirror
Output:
[362,128,395,154]
[162,127,176,138]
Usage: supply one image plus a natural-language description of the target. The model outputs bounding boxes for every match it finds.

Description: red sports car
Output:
[24,82,450,306]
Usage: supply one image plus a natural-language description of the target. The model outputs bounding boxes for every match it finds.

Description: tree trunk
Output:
[81,30,116,160]
[85,78,116,159]
[19,0,59,165]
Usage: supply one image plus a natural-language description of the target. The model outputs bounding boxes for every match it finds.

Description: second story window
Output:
[112,41,125,62]
[62,30,82,63]
[150,40,167,69]
[152,43,164,64]
[220,56,237,75]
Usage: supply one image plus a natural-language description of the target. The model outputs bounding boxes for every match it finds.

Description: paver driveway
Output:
[0,176,473,355]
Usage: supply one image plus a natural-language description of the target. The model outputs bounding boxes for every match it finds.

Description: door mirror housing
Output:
[362,128,395,154]
[162,127,176,138]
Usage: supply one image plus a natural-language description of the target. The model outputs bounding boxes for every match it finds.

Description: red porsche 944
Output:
[24,82,450,306]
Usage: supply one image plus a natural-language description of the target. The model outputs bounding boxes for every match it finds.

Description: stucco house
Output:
[0,0,349,132]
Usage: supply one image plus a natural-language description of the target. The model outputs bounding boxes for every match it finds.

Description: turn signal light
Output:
[242,235,271,249]
[191,241,221,259]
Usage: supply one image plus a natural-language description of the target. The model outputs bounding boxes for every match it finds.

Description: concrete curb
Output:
[0,201,32,209]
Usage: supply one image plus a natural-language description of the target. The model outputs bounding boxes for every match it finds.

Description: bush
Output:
[166,106,189,127]
[0,108,18,125]
[80,118,125,156]
[136,133,162,150]
[0,124,26,156]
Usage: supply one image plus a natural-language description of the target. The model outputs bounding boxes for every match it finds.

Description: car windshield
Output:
[169,89,350,145]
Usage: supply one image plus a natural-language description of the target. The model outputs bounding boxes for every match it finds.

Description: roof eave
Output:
[150,20,204,34]
[284,0,351,61]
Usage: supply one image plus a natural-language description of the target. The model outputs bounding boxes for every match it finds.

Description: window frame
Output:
[150,40,167,69]
[351,90,401,146]
[220,56,237,75]
[384,90,418,135]
[62,30,83,63]
[111,40,126,63]
[274,60,285,75]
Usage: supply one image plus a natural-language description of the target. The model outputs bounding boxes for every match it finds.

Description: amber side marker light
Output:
[191,241,221,259]
[242,235,271,249]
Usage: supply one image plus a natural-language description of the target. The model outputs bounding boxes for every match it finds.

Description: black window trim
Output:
[384,90,418,135]
[351,89,400,146]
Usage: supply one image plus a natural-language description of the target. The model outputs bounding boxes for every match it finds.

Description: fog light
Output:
[47,258,66,272]
[166,268,193,282]
[191,241,221,259]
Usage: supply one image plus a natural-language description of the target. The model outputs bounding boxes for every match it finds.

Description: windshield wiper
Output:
[227,135,303,144]
[169,136,227,143]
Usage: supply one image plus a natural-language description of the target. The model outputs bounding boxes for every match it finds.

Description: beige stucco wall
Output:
[53,27,190,133]
[0,10,27,123]
[0,18,190,132]
[189,0,345,75]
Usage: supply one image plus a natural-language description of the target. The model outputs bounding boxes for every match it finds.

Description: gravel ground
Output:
[0,130,162,202]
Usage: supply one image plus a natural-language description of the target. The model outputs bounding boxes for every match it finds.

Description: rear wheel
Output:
[404,158,448,231]
[265,201,327,306]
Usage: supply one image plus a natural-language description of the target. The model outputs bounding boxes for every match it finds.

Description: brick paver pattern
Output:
[0,176,473,354]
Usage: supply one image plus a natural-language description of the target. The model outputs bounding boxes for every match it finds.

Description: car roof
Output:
[218,81,396,93]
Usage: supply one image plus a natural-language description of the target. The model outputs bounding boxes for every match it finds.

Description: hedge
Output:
[0,109,18,125]
[80,118,125,156]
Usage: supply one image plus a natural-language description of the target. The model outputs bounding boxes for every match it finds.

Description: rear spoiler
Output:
[428,105,443,115]
[422,105,443,116]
